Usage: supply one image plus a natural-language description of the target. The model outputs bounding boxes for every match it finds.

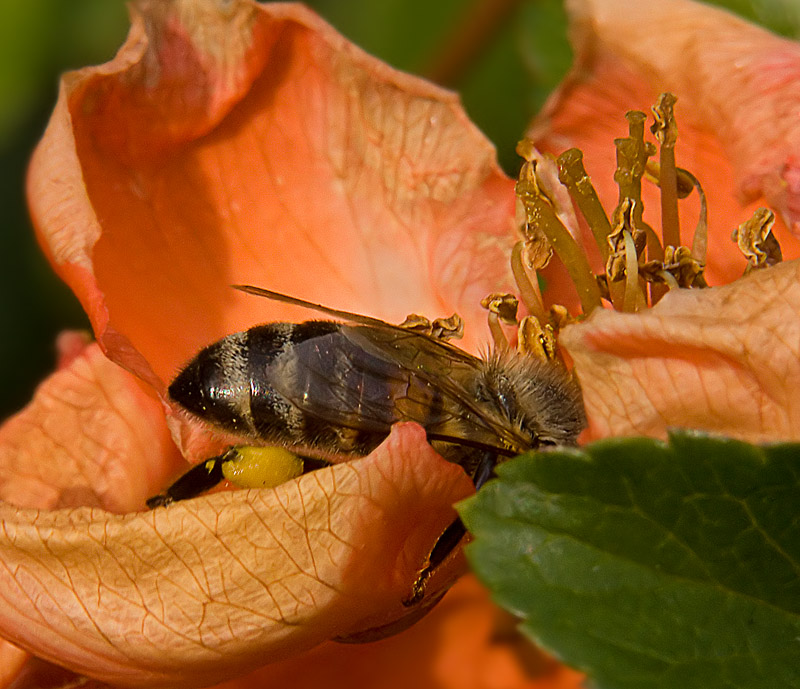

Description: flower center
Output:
[482,91,783,359]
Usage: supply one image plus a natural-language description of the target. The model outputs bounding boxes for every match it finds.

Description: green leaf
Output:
[458,431,800,689]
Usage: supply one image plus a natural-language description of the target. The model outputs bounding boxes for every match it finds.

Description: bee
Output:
[148,286,586,604]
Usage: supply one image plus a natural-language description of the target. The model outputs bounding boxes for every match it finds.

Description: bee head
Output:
[479,352,586,448]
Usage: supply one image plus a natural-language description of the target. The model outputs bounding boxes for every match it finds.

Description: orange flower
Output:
[2,2,565,687]
[2,0,799,687]
[531,0,800,442]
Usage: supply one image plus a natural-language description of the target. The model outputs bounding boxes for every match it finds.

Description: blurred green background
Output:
[0,0,798,420]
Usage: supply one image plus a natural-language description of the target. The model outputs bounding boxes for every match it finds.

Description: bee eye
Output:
[475,385,491,403]
[495,391,513,416]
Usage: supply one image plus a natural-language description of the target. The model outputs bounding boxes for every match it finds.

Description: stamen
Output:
[675,246,707,288]
[398,313,434,332]
[480,293,519,324]
[678,168,709,265]
[615,114,654,213]
[731,208,783,273]
[431,314,465,340]
[486,312,510,352]
[651,93,680,250]
[517,316,556,362]
[615,117,663,311]
[557,148,613,261]
[645,161,708,269]
[657,269,680,291]
[622,230,644,312]
[516,157,603,315]
[556,147,626,310]
[399,313,464,340]
[606,198,647,310]
[510,241,548,322]
[481,293,518,353]
[508,92,780,325]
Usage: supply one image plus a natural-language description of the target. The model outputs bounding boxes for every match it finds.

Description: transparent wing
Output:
[342,325,529,452]
[265,325,526,455]
[233,285,395,328]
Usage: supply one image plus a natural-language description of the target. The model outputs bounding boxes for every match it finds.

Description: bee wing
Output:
[265,324,525,454]
[341,325,527,452]
[233,285,394,328]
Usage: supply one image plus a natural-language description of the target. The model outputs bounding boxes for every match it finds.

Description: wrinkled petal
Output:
[529,0,800,285]
[0,339,180,513]
[0,423,473,687]
[27,0,516,396]
[562,258,800,442]
[0,338,184,686]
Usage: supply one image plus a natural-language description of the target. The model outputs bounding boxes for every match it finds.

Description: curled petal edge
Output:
[0,423,474,688]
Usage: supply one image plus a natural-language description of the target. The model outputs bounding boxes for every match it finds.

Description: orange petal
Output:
[0,339,181,513]
[214,575,585,689]
[0,339,184,688]
[0,423,472,687]
[529,0,800,286]
[27,0,516,393]
[562,258,800,442]
[0,643,28,689]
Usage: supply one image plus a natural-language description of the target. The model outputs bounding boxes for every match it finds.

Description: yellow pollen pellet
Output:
[221,446,304,489]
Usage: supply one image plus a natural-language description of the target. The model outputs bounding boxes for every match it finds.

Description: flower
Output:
[531,0,800,443]
[2,0,800,687]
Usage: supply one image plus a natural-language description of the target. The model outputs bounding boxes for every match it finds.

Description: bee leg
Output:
[145,448,233,508]
[147,446,327,509]
[403,451,498,606]
[301,456,333,472]
[403,517,467,606]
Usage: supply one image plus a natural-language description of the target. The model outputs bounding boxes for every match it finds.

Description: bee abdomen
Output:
[169,322,392,456]
[169,330,254,434]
